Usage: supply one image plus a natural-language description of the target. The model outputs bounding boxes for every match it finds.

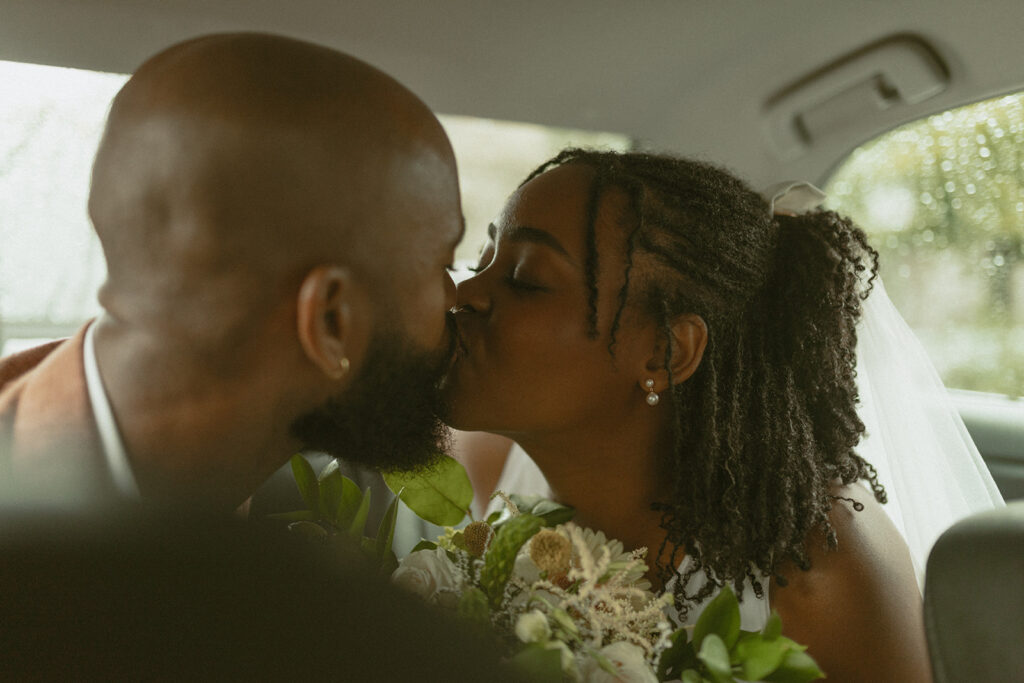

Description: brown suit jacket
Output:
[0,325,117,502]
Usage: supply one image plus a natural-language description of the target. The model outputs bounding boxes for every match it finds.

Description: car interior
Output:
[1,1,1022,679]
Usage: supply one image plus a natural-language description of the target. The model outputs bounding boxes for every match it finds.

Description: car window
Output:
[0,60,629,356]
[825,92,1024,399]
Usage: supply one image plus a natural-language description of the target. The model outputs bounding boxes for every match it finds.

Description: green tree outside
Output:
[827,93,1024,398]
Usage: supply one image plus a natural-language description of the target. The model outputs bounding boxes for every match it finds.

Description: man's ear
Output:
[642,313,708,390]
[295,265,364,381]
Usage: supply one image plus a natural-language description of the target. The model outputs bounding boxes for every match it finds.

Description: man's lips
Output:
[444,310,471,369]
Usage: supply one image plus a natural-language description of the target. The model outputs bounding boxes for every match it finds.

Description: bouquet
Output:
[277,455,824,683]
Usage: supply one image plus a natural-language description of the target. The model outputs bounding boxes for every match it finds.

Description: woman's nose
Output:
[454,272,491,315]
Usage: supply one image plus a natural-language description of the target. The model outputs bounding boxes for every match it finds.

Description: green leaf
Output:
[348,486,371,538]
[529,499,576,526]
[266,509,317,522]
[290,454,319,512]
[331,475,364,529]
[318,459,340,480]
[507,643,564,682]
[379,549,399,576]
[693,585,742,650]
[658,628,699,679]
[485,510,503,525]
[375,489,402,561]
[457,586,490,624]
[479,514,544,608]
[317,464,344,519]
[764,648,825,683]
[382,456,473,526]
[680,671,704,683]
[763,611,783,640]
[506,494,576,527]
[410,540,438,553]
[697,634,733,683]
[287,520,328,540]
[735,635,788,680]
[359,536,378,563]
[449,531,470,552]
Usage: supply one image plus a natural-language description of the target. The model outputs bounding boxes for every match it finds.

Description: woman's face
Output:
[443,163,652,435]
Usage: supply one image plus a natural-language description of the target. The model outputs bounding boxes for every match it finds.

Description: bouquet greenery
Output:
[276,454,824,683]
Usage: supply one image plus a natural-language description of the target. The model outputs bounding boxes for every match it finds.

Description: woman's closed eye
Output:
[504,267,548,293]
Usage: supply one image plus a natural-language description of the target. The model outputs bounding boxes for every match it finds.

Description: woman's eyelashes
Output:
[465,242,549,292]
[503,272,546,292]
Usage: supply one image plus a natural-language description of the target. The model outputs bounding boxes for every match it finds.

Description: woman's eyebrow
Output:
[490,222,574,263]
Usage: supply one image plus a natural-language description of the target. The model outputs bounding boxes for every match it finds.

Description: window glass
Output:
[0,60,630,355]
[826,92,1024,398]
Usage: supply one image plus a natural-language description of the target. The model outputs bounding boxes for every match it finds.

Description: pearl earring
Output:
[339,357,350,374]
[644,379,659,406]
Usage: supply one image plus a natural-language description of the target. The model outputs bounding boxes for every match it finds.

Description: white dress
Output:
[488,444,772,631]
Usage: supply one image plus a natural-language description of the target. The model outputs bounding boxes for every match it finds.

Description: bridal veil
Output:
[765,181,1006,588]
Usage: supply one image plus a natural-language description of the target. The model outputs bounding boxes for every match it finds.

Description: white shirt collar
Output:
[83,320,139,498]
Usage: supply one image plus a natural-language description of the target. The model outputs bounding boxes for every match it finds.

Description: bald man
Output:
[0,33,464,511]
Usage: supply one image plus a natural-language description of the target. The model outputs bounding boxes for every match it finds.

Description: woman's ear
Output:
[296,264,363,380]
[642,313,708,390]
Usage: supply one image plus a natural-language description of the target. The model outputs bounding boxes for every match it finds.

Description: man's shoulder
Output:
[0,339,67,396]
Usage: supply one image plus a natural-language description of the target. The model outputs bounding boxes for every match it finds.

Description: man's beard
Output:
[289,325,455,472]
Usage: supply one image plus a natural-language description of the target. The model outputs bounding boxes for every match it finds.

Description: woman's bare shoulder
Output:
[769,482,932,683]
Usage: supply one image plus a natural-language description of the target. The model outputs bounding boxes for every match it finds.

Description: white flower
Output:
[579,641,658,683]
[512,551,541,584]
[514,609,551,644]
[391,547,463,606]
[573,527,650,589]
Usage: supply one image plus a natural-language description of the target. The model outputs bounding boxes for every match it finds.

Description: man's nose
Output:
[444,269,458,312]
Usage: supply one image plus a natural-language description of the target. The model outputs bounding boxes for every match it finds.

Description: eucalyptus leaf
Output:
[763,611,783,640]
[693,585,741,650]
[376,489,402,561]
[696,634,733,683]
[290,454,319,512]
[348,486,371,538]
[763,648,825,683]
[736,634,788,680]
[382,456,472,526]
[507,643,564,682]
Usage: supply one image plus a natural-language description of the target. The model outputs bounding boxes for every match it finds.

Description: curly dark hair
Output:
[520,148,886,613]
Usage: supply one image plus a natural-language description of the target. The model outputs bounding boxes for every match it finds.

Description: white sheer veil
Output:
[764,181,1006,588]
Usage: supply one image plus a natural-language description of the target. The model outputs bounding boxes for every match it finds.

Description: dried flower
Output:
[529,528,572,577]
[462,520,494,556]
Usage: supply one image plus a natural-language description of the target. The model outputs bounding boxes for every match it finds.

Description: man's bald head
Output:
[89,33,458,346]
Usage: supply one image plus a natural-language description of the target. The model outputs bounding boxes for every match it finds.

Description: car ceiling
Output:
[2,0,1023,186]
